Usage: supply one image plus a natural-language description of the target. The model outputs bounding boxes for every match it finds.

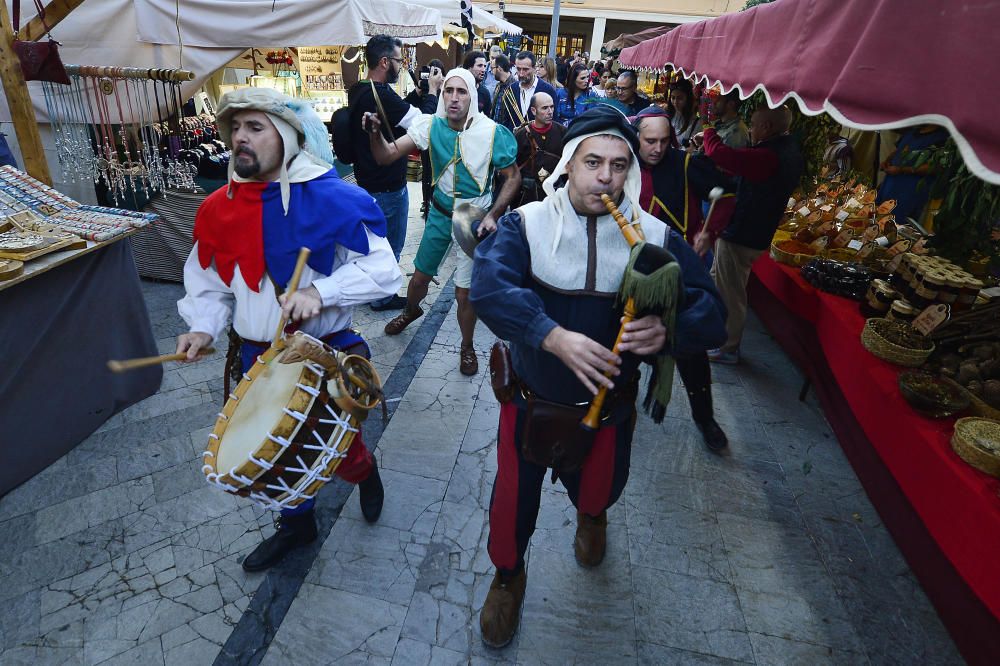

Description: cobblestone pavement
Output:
[0,185,963,665]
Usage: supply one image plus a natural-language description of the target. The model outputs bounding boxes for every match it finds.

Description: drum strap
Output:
[223,328,371,400]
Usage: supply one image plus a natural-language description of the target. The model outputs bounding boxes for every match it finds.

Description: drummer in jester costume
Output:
[175,88,402,572]
[366,68,521,376]
[470,107,728,648]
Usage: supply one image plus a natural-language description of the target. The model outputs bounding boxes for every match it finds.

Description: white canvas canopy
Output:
[1,0,444,122]
[134,0,443,48]
[419,1,523,35]
[0,0,444,200]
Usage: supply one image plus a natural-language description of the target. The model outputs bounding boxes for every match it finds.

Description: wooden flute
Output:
[581,195,645,430]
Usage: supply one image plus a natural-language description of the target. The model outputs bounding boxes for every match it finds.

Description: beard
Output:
[386,66,400,85]
[233,148,260,178]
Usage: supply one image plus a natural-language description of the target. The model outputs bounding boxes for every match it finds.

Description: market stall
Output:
[0,166,161,495]
[616,1,1000,663]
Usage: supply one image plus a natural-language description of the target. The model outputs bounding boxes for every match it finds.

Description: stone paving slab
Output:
[0,183,964,665]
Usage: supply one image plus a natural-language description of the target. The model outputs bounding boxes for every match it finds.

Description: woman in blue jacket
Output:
[554,63,596,125]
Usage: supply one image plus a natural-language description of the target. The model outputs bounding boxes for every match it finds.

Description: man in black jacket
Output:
[490,55,522,131]
[348,35,440,311]
[697,106,804,364]
[510,51,557,130]
[463,50,492,115]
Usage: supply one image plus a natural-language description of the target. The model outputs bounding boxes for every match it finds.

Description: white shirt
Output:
[178,223,401,343]
[518,78,538,118]
[398,105,420,129]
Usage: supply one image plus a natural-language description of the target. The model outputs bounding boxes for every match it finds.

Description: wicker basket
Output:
[770,241,818,267]
[951,417,1000,478]
[861,318,935,367]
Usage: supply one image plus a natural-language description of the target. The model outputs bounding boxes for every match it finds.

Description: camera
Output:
[419,66,431,93]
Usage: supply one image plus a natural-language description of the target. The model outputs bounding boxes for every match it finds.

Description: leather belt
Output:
[516,377,638,424]
[430,197,453,219]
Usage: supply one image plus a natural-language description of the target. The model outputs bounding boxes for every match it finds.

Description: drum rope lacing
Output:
[203,360,362,511]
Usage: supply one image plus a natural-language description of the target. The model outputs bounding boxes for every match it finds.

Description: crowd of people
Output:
[173,33,806,650]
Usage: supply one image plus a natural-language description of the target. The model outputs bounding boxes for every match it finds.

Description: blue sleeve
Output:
[471,211,558,349]
[554,89,568,123]
[665,230,728,354]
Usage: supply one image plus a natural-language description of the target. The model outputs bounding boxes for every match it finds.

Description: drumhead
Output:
[217,358,309,472]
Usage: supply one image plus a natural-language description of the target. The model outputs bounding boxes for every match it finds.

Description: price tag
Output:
[845,197,861,211]
[847,239,864,250]
[886,253,906,273]
[875,236,890,248]
[863,224,880,242]
[887,239,912,257]
[814,219,834,235]
[836,209,850,222]
[831,228,854,248]
[810,236,830,250]
[787,197,797,209]
[820,204,834,212]
[912,304,950,336]
[797,206,811,217]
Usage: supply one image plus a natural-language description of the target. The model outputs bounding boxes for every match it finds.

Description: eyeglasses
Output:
[386,57,403,65]
[615,86,633,92]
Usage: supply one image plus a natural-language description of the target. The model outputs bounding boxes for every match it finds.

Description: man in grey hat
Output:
[176,87,402,572]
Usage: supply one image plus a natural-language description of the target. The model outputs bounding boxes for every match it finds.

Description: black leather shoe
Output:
[242,510,318,572]
[359,463,384,523]
[695,418,729,453]
[370,295,408,312]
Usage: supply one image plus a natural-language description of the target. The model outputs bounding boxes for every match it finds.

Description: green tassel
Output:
[617,242,682,423]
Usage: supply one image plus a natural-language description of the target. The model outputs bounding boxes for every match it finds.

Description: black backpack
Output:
[330,106,356,165]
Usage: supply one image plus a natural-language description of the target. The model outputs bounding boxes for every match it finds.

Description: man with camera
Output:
[347,35,441,311]
[513,92,564,205]
[406,59,446,221]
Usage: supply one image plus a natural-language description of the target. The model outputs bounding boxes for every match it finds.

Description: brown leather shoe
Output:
[459,345,479,376]
[384,305,423,335]
[479,568,527,648]
[574,510,607,567]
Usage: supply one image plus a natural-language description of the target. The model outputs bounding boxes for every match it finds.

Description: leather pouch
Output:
[521,397,595,473]
[12,1,70,85]
[489,340,515,404]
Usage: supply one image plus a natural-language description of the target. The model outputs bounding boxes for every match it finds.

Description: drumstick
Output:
[271,247,312,348]
[108,348,215,373]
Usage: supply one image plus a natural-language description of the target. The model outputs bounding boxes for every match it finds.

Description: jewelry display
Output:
[39,66,218,204]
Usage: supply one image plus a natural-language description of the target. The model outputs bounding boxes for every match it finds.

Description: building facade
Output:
[486,0,742,59]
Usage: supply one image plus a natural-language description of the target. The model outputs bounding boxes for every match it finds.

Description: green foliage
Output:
[917,139,1000,270]
[742,0,776,9]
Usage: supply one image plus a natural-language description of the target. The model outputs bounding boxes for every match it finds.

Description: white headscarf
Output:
[539,127,644,255]
[435,68,480,124]
[431,68,498,195]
